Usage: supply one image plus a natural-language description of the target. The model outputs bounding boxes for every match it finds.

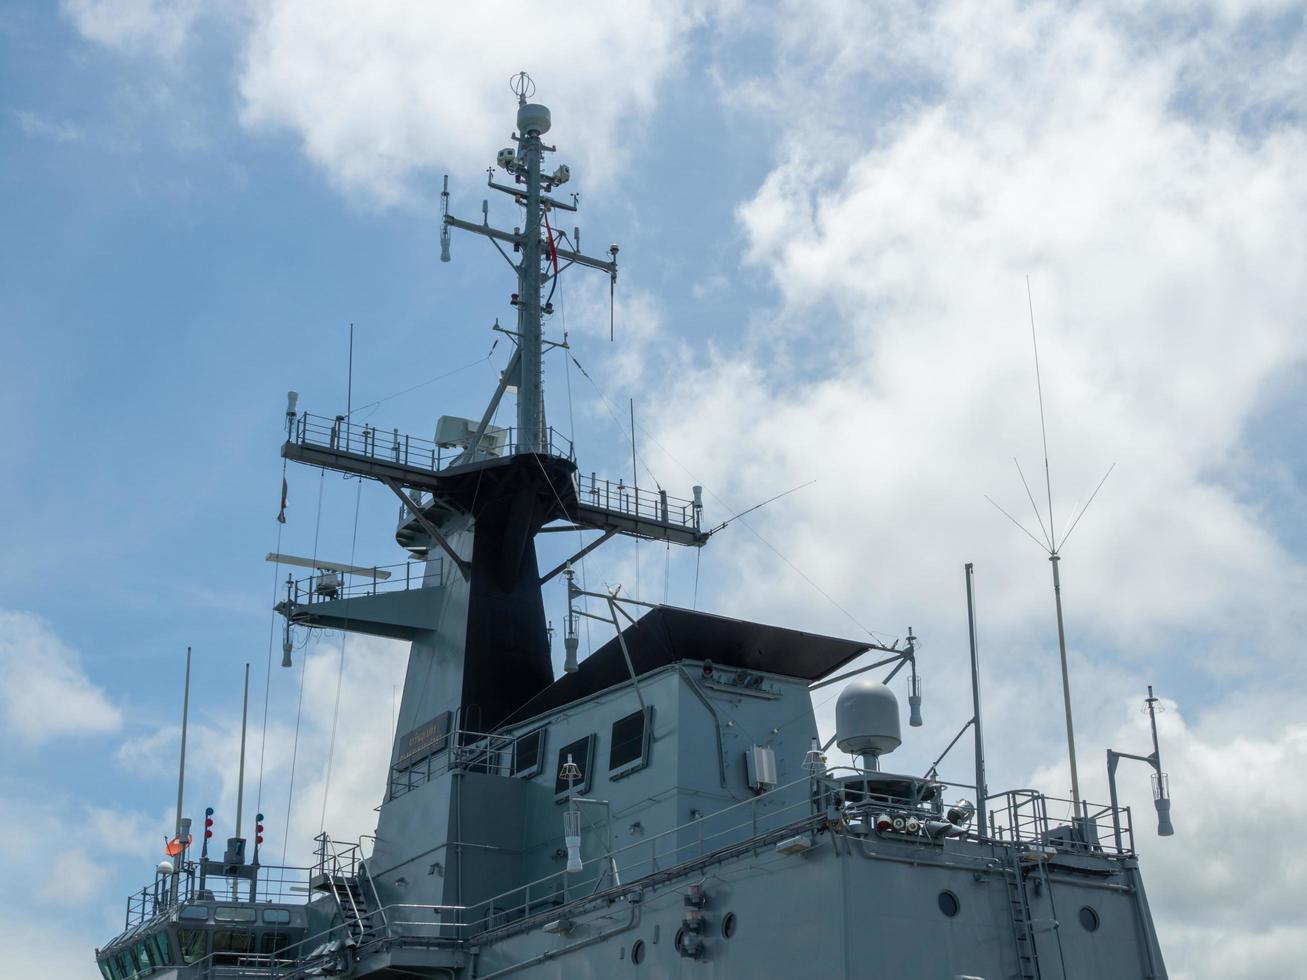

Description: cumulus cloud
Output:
[0,610,122,743]
[60,0,205,58]
[115,631,408,869]
[236,0,698,206]
[639,3,1307,976]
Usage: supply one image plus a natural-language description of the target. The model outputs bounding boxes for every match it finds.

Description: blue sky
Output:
[3,2,1306,976]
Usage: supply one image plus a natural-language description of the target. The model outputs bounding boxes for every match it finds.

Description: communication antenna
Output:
[1106,686,1175,846]
[986,278,1114,814]
[441,72,620,453]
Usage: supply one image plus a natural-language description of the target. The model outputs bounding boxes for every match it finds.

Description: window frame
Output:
[607,706,653,780]
[511,727,547,779]
[553,733,597,800]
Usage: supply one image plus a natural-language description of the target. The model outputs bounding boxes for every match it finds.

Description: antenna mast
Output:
[171,645,192,905]
[440,72,619,457]
[989,280,1115,817]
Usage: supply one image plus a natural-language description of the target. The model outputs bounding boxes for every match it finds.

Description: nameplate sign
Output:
[397,711,452,769]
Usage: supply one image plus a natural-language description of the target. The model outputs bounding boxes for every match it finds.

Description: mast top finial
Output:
[510,71,536,105]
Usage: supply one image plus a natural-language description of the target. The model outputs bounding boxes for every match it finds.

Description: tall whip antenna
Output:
[987,279,1115,817]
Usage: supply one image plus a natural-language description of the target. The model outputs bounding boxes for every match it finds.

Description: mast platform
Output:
[285,413,708,547]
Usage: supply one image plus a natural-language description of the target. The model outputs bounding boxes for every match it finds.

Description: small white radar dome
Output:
[517,103,552,136]
[835,679,902,763]
[157,861,174,875]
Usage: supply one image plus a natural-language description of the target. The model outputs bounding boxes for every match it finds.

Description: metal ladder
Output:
[1005,850,1042,980]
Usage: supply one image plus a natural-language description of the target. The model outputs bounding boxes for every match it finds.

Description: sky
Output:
[2,1,1306,976]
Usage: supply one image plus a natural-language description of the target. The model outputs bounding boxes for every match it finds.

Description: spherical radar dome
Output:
[835,679,902,759]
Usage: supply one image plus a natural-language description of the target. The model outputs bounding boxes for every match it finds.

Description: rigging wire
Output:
[568,355,664,491]
[320,475,364,832]
[280,466,326,864]
[569,354,897,645]
[557,272,593,654]
[254,462,287,817]
[353,351,497,420]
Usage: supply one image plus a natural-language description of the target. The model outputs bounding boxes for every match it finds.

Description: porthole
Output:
[674,927,685,952]
[1079,906,1100,932]
[630,939,646,964]
[938,890,960,917]
[721,912,738,939]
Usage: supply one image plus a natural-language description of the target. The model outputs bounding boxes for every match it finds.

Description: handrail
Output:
[292,412,576,472]
[285,558,442,608]
[108,775,1134,977]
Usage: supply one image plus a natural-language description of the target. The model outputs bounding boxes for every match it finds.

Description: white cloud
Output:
[15,109,82,142]
[629,3,1307,975]
[0,610,122,743]
[115,631,408,871]
[1033,698,1307,980]
[60,0,204,58]
[236,0,698,206]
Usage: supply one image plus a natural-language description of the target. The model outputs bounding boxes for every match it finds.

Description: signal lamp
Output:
[255,813,265,846]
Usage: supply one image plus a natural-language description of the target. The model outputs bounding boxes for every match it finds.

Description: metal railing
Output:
[388,728,517,800]
[122,861,313,930]
[113,772,1139,980]
[986,788,1132,854]
[291,413,575,472]
[285,558,443,608]
[575,471,700,531]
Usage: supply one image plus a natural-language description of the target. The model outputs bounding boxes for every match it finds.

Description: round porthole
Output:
[630,939,646,964]
[938,890,960,917]
[721,912,738,939]
[1079,906,1100,932]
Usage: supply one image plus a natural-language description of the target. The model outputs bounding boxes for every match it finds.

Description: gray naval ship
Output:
[96,75,1172,980]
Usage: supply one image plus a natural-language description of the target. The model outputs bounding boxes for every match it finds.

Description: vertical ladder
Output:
[1006,850,1042,980]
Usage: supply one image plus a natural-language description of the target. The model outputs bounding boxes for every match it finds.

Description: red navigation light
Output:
[204,812,215,840]
[255,813,265,846]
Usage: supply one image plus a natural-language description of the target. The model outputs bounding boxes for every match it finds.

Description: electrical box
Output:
[746,745,777,791]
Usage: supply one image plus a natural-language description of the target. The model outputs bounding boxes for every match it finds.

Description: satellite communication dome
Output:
[835,679,902,760]
[517,103,552,136]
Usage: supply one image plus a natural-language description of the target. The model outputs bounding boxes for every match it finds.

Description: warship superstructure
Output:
[95,76,1171,980]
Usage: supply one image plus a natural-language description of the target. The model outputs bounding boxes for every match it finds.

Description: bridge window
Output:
[512,728,547,779]
[554,734,596,799]
[179,905,209,922]
[97,960,113,980]
[152,932,173,966]
[213,930,254,964]
[609,707,653,779]
[262,931,292,955]
[177,928,207,964]
[214,906,257,922]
